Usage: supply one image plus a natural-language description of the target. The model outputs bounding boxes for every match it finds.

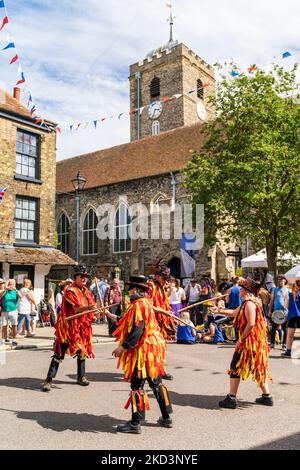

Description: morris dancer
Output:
[112,275,173,434]
[147,260,177,381]
[211,277,273,409]
[42,265,97,392]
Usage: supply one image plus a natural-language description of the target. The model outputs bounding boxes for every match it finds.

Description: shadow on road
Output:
[67,372,124,383]
[0,377,71,392]
[0,409,121,434]
[251,431,300,450]
[169,391,253,410]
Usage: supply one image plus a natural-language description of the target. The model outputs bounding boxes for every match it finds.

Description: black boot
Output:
[42,378,52,392]
[157,417,173,428]
[77,376,90,386]
[219,394,237,409]
[255,395,274,406]
[117,421,141,434]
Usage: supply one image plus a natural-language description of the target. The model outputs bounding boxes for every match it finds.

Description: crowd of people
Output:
[0,278,37,343]
[2,262,300,432]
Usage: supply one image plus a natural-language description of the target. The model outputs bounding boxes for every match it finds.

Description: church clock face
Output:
[148,101,163,119]
[197,101,207,121]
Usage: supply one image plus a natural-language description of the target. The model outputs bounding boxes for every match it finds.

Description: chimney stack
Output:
[13,87,20,102]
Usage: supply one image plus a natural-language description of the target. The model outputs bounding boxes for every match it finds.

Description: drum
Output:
[272,309,287,325]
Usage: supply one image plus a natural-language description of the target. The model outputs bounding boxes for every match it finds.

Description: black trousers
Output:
[47,342,86,380]
[108,304,122,336]
[130,371,173,423]
[270,321,287,345]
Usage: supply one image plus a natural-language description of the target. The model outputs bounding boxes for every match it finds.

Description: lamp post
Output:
[71,171,87,263]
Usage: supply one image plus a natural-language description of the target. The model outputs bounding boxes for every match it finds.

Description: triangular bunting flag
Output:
[282,51,292,59]
[93,120,98,129]
[0,16,8,32]
[16,73,25,85]
[231,70,239,77]
[2,42,15,51]
[0,0,5,8]
[9,54,19,65]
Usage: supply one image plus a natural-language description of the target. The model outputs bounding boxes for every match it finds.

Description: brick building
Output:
[53,37,241,283]
[0,87,75,302]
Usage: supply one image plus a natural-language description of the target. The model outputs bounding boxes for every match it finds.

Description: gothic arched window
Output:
[197,79,204,99]
[150,77,160,100]
[152,120,160,136]
[82,208,98,255]
[57,213,70,254]
[114,202,132,253]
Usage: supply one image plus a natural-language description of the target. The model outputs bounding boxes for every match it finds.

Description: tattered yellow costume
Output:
[229,299,271,386]
[113,297,166,381]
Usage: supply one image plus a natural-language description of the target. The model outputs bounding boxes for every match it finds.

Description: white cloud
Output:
[1,0,299,161]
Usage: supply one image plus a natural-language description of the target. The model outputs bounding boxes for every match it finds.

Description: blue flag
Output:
[282,51,292,59]
[0,1,5,8]
[2,42,15,51]
[93,120,98,129]
[231,70,239,77]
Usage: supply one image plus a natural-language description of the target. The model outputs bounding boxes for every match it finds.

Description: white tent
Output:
[241,249,267,268]
[241,249,299,269]
[284,264,300,283]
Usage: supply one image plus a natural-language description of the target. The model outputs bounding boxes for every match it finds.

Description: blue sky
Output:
[0,0,299,160]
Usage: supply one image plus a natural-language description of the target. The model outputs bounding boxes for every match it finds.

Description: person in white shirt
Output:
[17,279,37,337]
[168,279,186,317]
[185,278,202,325]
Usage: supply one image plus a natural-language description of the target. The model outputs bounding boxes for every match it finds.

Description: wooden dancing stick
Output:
[66,303,120,322]
[151,305,199,334]
[94,277,104,308]
[178,295,227,313]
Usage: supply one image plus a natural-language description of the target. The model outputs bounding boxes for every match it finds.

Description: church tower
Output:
[129,6,216,141]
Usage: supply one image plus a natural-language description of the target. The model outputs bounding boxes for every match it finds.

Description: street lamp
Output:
[71,171,87,263]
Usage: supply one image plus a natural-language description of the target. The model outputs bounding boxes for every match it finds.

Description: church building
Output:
[53,11,241,283]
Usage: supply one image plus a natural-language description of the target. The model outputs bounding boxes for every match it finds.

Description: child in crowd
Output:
[176,311,200,344]
[201,312,225,344]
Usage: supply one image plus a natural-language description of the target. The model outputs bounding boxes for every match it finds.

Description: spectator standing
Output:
[1,279,21,342]
[17,279,37,337]
[56,279,73,316]
[168,279,186,317]
[282,271,300,358]
[226,277,242,309]
[268,275,289,349]
[104,278,123,336]
[218,278,233,296]
[185,278,201,325]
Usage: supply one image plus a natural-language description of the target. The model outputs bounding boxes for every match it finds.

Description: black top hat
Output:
[126,275,149,291]
[73,265,90,278]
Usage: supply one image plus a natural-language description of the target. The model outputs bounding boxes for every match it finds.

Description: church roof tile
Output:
[56,122,206,193]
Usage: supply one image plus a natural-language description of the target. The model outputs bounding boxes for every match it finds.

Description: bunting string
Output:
[0,0,298,136]
[0,0,45,126]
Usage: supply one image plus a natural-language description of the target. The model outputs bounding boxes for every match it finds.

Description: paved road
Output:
[0,341,299,450]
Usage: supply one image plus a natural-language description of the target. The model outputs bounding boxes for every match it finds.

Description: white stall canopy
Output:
[241,249,299,269]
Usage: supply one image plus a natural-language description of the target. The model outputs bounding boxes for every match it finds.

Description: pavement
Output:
[1,321,115,351]
[0,337,300,450]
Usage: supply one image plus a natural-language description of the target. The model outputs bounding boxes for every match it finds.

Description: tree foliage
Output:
[184,63,300,273]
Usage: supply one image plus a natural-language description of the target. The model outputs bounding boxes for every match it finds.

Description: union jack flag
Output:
[0,187,8,203]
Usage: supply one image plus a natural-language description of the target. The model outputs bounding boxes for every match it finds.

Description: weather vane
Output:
[166,3,176,43]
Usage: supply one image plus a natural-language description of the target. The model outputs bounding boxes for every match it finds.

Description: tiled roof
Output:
[0,89,32,119]
[0,88,56,125]
[57,122,206,193]
[0,247,76,266]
